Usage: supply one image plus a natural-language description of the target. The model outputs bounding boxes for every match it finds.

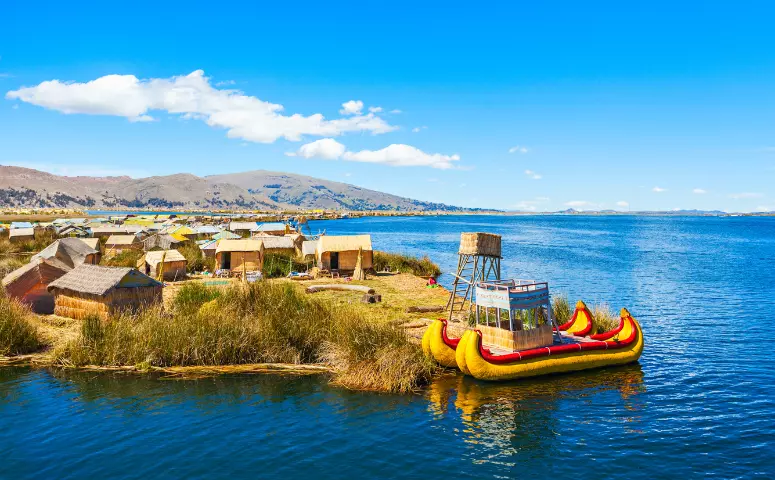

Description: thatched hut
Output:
[254,235,298,257]
[47,264,163,320]
[104,234,140,256]
[215,239,264,273]
[316,235,373,272]
[9,227,34,243]
[2,258,70,314]
[137,249,187,281]
[33,238,100,268]
[142,233,182,252]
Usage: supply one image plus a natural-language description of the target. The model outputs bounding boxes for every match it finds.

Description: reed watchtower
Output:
[446,232,502,320]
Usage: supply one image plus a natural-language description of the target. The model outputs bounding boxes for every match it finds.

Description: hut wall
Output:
[320,250,373,271]
[216,251,263,272]
[9,234,34,243]
[52,286,162,320]
[23,283,56,314]
[149,260,187,281]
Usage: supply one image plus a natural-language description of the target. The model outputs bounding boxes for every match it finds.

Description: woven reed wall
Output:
[217,251,263,273]
[459,232,502,257]
[52,287,162,320]
[479,323,553,352]
[150,261,187,281]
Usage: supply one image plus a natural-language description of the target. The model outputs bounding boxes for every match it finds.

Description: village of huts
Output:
[2,213,377,319]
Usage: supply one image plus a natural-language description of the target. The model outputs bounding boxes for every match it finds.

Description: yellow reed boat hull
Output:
[463,316,644,381]
[421,319,459,368]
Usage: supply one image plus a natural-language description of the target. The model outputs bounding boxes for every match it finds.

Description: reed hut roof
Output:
[213,230,241,240]
[199,239,219,251]
[78,238,100,250]
[142,233,181,251]
[47,264,162,296]
[9,227,35,238]
[105,234,139,246]
[229,221,258,232]
[195,225,222,235]
[142,249,186,267]
[255,222,288,232]
[171,225,195,236]
[2,257,71,289]
[215,239,264,254]
[90,226,129,235]
[317,234,372,253]
[32,238,99,269]
[254,235,295,250]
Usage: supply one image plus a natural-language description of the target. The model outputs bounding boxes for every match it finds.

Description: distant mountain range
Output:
[0,165,473,212]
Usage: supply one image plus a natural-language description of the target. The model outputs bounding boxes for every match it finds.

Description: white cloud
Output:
[692,188,707,194]
[756,205,774,212]
[368,106,383,113]
[340,100,364,115]
[286,138,347,160]
[344,173,352,177]
[215,79,236,87]
[524,169,542,180]
[411,126,427,133]
[389,109,402,114]
[11,104,18,109]
[509,146,529,154]
[729,192,763,199]
[6,71,396,143]
[343,144,460,169]
[652,186,666,193]
[616,201,629,208]
[287,139,461,169]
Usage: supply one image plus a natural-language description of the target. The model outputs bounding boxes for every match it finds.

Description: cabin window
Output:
[330,252,339,270]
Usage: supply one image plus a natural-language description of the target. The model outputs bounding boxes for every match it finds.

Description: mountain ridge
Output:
[0,165,472,212]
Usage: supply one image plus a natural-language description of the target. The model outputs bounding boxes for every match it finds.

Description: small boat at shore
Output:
[423,281,644,381]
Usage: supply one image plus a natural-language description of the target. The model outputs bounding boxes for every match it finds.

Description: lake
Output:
[2,215,774,478]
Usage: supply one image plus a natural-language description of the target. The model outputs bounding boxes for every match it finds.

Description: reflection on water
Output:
[427,365,645,464]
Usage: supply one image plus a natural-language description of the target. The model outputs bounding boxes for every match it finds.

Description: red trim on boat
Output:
[439,319,460,348]
[477,316,638,365]
[589,317,625,340]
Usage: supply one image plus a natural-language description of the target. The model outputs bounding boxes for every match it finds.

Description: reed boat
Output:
[422,280,644,381]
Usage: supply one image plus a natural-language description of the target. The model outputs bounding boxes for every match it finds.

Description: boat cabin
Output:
[474,279,561,352]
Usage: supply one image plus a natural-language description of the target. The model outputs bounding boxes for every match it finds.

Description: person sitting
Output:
[427,276,438,288]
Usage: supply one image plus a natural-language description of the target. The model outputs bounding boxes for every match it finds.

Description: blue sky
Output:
[1,1,774,212]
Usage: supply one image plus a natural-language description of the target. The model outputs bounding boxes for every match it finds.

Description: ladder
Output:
[446,253,501,320]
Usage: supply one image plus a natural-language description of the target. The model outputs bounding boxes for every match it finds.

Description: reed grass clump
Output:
[551,294,571,326]
[591,303,620,334]
[0,293,42,356]
[177,242,215,273]
[102,249,144,268]
[54,282,433,393]
[373,251,441,277]
[263,253,308,278]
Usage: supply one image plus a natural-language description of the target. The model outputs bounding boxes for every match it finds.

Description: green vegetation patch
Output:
[373,251,441,277]
[0,293,42,356]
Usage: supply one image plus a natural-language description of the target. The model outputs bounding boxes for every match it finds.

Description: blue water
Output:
[2,215,774,478]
